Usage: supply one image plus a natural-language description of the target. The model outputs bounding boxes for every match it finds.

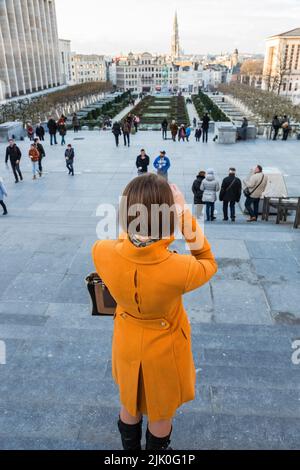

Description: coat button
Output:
[122,314,127,319]
[161,322,166,327]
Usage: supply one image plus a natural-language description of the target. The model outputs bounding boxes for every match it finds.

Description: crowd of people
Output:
[134,148,268,223]
[2,134,77,215]
[161,114,211,143]
[112,113,141,147]
[192,164,268,222]
[271,115,292,141]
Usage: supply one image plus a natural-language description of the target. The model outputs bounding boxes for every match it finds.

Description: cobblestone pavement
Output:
[0,131,299,449]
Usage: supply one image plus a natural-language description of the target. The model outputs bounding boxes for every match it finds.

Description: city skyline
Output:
[56,0,300,56]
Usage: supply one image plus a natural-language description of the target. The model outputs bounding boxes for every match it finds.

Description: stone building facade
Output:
[71,54,107,84]
[262,28,300,104]
[59,38,72,85]
[0,0,61,100]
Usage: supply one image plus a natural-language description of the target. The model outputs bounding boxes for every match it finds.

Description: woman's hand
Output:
[170,184,186,216]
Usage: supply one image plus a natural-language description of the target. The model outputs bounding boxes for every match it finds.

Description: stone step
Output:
[0,402,299,450]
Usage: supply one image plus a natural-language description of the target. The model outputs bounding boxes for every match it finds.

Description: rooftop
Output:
[269,27,300,38]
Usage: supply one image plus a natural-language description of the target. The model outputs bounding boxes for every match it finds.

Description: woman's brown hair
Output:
[120,173,176,239]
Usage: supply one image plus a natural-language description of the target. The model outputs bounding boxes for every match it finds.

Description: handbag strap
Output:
[249,175,264,196]
[224,178,237,193]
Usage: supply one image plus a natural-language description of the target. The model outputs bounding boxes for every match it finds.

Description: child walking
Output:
[28,144,40,180]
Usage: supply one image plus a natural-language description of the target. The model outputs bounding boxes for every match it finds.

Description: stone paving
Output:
[0,130,300,450]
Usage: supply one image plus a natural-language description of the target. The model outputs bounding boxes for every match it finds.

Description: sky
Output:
[56,0,300,56]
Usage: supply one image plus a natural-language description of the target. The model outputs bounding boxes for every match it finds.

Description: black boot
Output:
[145,427,173,450]
[118,417,143,450]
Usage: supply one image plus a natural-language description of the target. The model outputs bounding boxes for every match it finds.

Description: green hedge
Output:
[192,92,230,122]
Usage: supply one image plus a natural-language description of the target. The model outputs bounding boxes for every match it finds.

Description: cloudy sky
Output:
[56,0,300,56]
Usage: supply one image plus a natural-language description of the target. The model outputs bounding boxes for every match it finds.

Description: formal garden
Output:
[123,95,190,130]
[78,91,133,129]
[218,83,300,122]
[192,91,230,122]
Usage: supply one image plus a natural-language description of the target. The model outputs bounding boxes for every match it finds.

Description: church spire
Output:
[171,11,180,59]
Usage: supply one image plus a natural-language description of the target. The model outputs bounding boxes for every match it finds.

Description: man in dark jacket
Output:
[192,171,206,218]
[65,144,75,176]
[219,168,242,222]
[136,149,150,175]
[202,113,210,143]
[112,122,122,147]
[122,120,131,147]
[272,115,281,141]
[161,119,168,140]
[47,118,58,145]
[34,138,46,177]
[5,139,23,183]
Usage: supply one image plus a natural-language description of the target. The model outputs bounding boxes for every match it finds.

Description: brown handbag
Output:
[85,273,117,317]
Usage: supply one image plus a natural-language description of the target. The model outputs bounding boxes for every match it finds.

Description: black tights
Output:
[0,200,7,213]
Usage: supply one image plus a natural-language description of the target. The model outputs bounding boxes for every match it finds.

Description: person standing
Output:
[65,144,75,176]
[112,122,122,147]
[178,124,186,142]
[136,149,150,176]
[133,116,140,133]
[5,139,23,184]
[282,115,290,141]
[240,117,248,141]
[161,119,168,140]
[192,171,206,218]
[201,169,220,222]
[27,123,34,141]
[153,151,171,181]
[122,120,131,147]
[272,115,281,141]
[219,168,242,222]
[28,144,40,180]
[0,177,8,215]
[170,120,178,142]
[72,113,80,133]
[47,117,58,145]
[202,113,210,143]
[244,165,268,222]
[195,126,202,142]
[92,174,218,450]
[34,138,46,177]
[36,123,45,141]
[193,117,197,128]
[185,125,191,142]
[58,120,67,146]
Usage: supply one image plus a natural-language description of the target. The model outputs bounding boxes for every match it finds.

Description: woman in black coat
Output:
[192,171,206,218]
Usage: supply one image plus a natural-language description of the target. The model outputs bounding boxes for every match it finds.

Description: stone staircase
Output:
[1,317,299,450]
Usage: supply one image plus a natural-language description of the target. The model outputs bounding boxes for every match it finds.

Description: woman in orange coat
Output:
[92,174,217,450]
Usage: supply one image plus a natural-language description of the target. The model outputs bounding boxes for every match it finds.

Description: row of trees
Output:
[218,83,300,122]
[0,81,113,126]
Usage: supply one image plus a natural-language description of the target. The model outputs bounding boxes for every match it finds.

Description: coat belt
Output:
[116,312,171,331]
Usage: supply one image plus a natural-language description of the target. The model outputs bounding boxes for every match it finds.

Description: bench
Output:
[262,197,300,229]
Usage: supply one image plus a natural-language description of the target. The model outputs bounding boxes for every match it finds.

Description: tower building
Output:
[171,11,180,59]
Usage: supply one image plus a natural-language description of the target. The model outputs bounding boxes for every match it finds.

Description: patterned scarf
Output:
[129,235,158,248]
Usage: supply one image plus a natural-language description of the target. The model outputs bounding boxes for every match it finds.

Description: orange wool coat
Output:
[92,210,217,421]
